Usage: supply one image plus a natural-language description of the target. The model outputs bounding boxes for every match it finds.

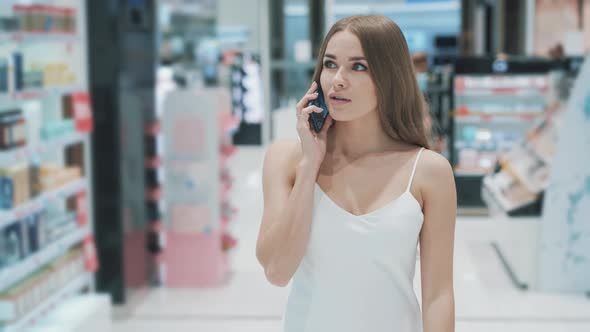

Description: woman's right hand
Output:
[296,81,334,170]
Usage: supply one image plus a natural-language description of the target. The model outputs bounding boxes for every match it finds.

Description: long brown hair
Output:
[311,15,430,148]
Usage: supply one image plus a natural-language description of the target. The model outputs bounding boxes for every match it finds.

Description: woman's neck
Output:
[327,112,402,160]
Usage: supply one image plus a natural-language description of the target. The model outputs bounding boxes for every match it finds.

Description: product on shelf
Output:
[0,163,31,209]
[22,212,42,256]
[12,5,77,34]
[23,63,44,89]
[0,52,78,95]
[0,109,27,150]
[38,164,81,192]
[0,222,25,269]
[43,63,77,87]
[0,57,8,93]
[62,92,94,133]
[1,207,84,276]
[42,206,77,244]
[0,15,19,34]
[221,232,237,252]
[41,119,75,140]
[12,52,24,91]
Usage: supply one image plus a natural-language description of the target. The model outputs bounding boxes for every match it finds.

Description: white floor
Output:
[113,146,590,332]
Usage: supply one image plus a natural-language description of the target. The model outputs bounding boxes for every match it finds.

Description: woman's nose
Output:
[332,69,347,89]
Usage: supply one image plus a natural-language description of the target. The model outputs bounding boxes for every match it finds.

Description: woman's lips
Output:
[329,97,351,106]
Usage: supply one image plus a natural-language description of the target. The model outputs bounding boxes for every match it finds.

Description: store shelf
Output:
[454,169,488,177]
[454,89,547,97]
[0,86,85,105]
[454,140,503,151]
[270,59,316,70]
[451,111,544,118]
[482,175,538,213]
[457,206,489,216]
[0,226,90,292]
[0,272,92,332]
[0,132,87,165]
[0,32,80,45]
[0,178,87,229]
[500,158,546,194]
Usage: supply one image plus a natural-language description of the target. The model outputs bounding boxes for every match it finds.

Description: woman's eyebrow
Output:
[324,53,366,61]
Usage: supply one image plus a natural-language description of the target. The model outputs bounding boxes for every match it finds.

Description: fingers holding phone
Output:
[295,82,333,169]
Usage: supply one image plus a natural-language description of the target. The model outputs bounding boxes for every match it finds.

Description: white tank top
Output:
[283,148,425,332]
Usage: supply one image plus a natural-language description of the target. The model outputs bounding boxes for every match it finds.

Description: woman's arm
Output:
[255,139,319,287]
[418,150,457,332]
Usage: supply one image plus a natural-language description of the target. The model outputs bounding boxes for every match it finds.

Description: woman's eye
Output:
[353,63,367,71]
[323,60,336,69]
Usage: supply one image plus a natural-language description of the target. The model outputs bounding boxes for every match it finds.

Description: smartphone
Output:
[307,83,329,132]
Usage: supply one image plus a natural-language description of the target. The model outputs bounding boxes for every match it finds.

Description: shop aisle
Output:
[112,145,590,332]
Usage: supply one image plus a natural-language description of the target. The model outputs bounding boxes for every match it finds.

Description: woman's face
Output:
[320,30,378,122]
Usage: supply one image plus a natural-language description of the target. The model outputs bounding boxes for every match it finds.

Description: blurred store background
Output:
[0,0,589,331]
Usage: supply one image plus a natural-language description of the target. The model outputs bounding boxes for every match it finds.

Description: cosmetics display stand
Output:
[537,56,590,294]
[450,57,555,215]
[479,56,590,294]
[161,87,239,287]
[0,1,109,330]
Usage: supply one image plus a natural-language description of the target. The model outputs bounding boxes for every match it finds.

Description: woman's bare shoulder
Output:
[415,149,455,192]
[263,138,302,179]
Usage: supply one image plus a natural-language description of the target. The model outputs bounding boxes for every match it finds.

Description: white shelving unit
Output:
[0,177,87,229]
[0,32,80,45]
[0,1,101,331]
[0,132,88,165]
[0,85,85,106]
[0,226,90,292]
[1,273,93,332]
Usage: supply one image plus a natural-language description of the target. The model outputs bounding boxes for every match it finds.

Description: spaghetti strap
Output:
[406,147,425,192]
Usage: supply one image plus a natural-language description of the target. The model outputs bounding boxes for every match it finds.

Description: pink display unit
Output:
[163,231,229,287]
[160,88,237,288]
[123,230,148,288]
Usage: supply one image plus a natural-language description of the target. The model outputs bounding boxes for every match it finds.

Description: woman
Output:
[256,15,456,332]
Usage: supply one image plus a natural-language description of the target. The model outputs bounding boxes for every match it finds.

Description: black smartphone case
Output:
[307,84,329,132]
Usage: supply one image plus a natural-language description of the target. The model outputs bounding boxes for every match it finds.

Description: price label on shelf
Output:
[76,191,88,226]
[456,105,469,115]
[71,92,94,133]
[83,235,99,273]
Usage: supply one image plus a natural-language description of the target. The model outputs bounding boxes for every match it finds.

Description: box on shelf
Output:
[22,212,42,256]
[0,58,8,93]
[39,165,81,192]
[0,164,31,209]
[0,222,25,269]
[42,208,77,244]
[24,63,44,90]
[12,52,24,91]
[65,144,85,175]
[62,92,93,134]
[41,120,75,141]
[0,161,81,209]
[0,109,27,150]
[11,4,77,34]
